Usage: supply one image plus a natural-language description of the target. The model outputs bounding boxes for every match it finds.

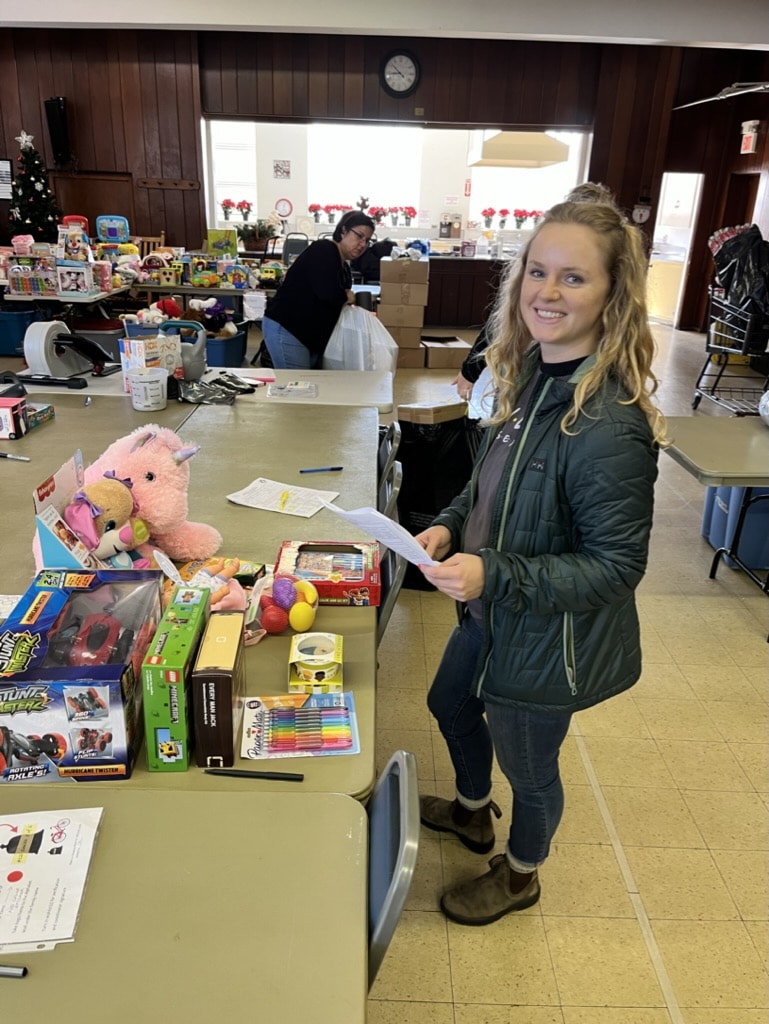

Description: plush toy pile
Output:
[186,297,237,338]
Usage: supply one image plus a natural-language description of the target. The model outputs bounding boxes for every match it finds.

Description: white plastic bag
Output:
[323,305,398,372]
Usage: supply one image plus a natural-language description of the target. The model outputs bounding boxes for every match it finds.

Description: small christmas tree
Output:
[9,130,62,243]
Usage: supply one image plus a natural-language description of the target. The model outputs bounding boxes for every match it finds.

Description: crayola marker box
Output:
[141,587,211,771]
[191,611,246,768]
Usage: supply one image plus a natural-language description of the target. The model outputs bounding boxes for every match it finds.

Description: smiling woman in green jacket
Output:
[416,193,665,927]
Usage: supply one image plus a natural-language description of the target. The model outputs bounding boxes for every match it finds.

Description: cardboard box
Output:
[274,541,381,607]
[27,402,55,431]
[379,256,430,284]
[377,303,425,328]
[0,396,29,439]
[288,632,344,694]
[423,338,473,369]
[396,347,426,369]
[379,282,429,307]
[142,586,212,771]
[0,569,162,783]
[398,400,469,424]
[387,326,423,348]
[119,335,183,394]
[192,611,246,768]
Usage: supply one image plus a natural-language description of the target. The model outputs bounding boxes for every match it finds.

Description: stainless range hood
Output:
[467,131,570,168]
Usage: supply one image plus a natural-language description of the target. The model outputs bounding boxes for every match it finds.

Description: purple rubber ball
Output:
[272,577,297,610]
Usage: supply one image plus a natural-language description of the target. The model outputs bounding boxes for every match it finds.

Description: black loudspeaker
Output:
[44,96,72,166]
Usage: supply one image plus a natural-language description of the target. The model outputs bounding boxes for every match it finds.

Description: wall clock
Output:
[275,198,293,218]
[380,50,421,99]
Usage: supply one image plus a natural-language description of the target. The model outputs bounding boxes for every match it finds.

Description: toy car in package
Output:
[0,569,162,783]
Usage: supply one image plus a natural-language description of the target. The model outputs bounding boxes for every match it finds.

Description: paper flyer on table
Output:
[0,806,103,952]
[320,501,437,566]
[226,477,339,517]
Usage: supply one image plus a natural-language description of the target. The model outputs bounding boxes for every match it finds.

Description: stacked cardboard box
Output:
[421,336,473,369]
[378,257,429,368]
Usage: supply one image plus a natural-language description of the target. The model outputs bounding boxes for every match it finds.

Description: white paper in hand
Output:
[320,502,437,567]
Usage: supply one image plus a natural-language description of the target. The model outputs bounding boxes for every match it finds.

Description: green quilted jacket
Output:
[432,348,658,712]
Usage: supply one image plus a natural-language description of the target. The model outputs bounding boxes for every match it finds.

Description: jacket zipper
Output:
[475,378,555,698]
[562,612,578,695]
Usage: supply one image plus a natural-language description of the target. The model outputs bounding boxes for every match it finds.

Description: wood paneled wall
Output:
[0,29,207,248]
[1,28,767,330]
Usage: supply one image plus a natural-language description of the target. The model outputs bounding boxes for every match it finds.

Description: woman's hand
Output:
[414,525,452,561]
[421,553,485,602]
[345,289,356,305]
[452,371,473,401]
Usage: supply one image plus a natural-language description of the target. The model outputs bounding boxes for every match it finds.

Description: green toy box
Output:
[141,586,212,771]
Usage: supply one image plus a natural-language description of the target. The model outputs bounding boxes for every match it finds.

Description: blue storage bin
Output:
[0,306,42,356]
[123,321,160,338]
[703,485,769,570]
[205,323,248,367]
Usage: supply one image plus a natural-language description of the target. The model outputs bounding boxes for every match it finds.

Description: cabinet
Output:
[424,257,506,328]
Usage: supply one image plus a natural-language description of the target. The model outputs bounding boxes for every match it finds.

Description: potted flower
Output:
[388,206,400,226]
[323,204,337,224]
[402,205,417,226]
[513,208,529,229]
[308,203,322,223]
[237,218,278,252]
[220,198,236,221]
[481,207,496,229]
[368,205,385,224]
[530,209,543,225]
[498,208,510,229]
[236,199,252,222]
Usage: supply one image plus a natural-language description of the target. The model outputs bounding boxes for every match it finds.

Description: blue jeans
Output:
[427,614,572,871]
[262,316,322,369]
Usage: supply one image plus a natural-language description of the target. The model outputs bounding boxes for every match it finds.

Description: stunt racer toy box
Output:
[0,569,162,783]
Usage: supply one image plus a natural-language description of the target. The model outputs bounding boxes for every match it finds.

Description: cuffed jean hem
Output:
[506,850,540,873]
[456,789,494,812]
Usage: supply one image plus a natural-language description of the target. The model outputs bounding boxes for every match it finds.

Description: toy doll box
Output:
[0,569,163,783]
[274,541,381,607]
[142,586,211,772]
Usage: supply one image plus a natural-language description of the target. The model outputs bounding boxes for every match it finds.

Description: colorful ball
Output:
[261,605,290,634]
[272,576,298,610]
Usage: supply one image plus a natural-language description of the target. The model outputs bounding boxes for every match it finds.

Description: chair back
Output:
[376,547,407,648]
[378,420,402,483]
[367,749,419,989]
[282,232,310,265]
[378,460,402,521]
[136,231,166,259]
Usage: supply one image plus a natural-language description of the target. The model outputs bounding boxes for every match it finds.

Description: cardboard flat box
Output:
[379,282,429,307]
[379,257,430,284]
[423,338,473,369]
[397,400,468,424]
[377,303,425,328]
[387,326,423,348]
[396,347,426,369]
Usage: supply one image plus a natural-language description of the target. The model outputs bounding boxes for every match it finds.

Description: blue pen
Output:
[299,466,343,473]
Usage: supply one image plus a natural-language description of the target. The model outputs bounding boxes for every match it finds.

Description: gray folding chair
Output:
[377,420,402,490]
[378,459,402,521]
[282,231,310,265]
[367,749,419,989]
[376,546,407,648]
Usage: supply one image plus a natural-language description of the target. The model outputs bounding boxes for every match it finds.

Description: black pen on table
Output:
[204,768,304,782]
[0,452,30,463]
[299,466,343,474]
[0,965,28,978]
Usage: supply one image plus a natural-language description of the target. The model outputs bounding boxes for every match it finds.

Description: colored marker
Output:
[204,768,304,782]
[0,965,28,978]
[299,466,343,473]
[0,452,30,462]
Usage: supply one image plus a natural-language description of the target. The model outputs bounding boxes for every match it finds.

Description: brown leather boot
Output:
[419,795,501,854]
[440,854,541,926]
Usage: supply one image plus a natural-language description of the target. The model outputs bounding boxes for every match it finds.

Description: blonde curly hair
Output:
[486,199,666,443]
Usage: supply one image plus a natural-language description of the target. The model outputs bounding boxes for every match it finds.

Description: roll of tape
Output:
[294,632,339,682]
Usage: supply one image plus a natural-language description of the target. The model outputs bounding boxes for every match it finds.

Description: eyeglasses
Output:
[348,227,373,248]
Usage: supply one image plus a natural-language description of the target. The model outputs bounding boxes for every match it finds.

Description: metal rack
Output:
[692,290,769,415]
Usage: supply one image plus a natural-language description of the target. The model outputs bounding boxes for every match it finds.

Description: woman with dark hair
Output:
[261,211,375,368]
[416,193,665,926]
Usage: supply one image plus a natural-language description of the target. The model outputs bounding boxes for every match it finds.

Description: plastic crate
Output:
[206,322,248,367]
[0,306,42,356]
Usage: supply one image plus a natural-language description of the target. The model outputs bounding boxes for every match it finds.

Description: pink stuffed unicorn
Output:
[84,425,222,562]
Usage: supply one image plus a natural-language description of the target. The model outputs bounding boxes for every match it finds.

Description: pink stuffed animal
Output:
[84,426,222,562]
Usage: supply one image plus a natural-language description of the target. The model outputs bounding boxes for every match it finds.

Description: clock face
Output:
[381,50,420,98]
[275,198,293,218]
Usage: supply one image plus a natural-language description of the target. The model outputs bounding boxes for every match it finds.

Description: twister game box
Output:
[0,569,162,783]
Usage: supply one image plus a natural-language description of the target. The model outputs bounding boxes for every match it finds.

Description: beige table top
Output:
[0,788,367,1023]
[19,367,395,412]
[664,415,769,487]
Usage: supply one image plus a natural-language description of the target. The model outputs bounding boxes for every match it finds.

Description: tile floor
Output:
[367,325,768,1024]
